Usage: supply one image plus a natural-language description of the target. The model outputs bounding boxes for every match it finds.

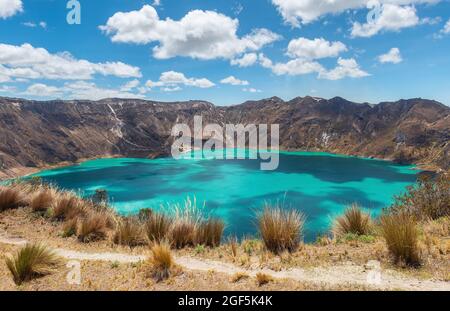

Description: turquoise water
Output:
[31,151,418,242]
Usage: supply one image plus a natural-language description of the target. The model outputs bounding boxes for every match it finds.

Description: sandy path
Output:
[1,233,449,291]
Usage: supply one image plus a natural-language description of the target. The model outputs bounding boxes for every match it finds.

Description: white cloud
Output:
[287,37,347,59]
[23,21,46,29]
[259,43,367,81]
[24,83,63,97]
[152,0,161,6]
[378,47,403,63]
[259,53,325,76]
[230,53,258,67]
[442,19,450,34]
[0,85,16,92]
[146,71,215,91]
[23,22,36,27]
[120,79,140,91]
[319,57,370,80]
[272,0,439,26]
[220,76,249,86]
[22,81,145,100]
[243,87,261,93]
[162,86,182,92]
[0,0,22,19]
[100,5,281,60]
[420,16,441,25]
[0,43,141,81]
[351,4,419,37]
[63,81,144,100]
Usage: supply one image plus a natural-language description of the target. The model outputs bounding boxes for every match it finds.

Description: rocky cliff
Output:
[0,96,448,179]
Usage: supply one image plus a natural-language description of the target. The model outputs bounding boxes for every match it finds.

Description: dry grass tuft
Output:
[228,236,239,258]
[113,217,146,247]
[256,272,273,286]
[171,220,197,249]
[231,272,249,283]
[380,213,421,267]
[169,197,204,248]
[30,188,57,213]
[5,243,61,285]
[333,204,372,238]
[76,212,108,243]
[144,213,173,243]
[148,240,174,282]
[258,205,305,254]
[62,217,78,237]
[196,218,225,247]
[0,186,26,211]
[51,192,85,221]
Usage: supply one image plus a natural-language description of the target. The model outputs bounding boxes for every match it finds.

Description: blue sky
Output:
[0,0,449,105]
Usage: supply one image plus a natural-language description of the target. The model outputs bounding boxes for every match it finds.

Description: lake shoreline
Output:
[0,147,428,182]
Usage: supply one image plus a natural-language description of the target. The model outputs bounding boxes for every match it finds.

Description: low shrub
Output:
[389,174,449,220]
[333,204,372,238]
[380,213,421,266]
[258,205,305,254]
[5,244,60,285]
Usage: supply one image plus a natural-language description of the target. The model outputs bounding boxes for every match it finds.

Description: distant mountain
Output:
[0,96,448,179]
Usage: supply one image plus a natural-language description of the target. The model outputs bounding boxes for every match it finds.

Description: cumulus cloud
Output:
[286,37,347,59]
[259,53,325,76]
[0,43,141,81]
[272,0,439,26]
[24,83,63,97]
[378,47,403,63]
[63,81,144,100]
[146,71,215,91]
[230,53,258,67]
[0,85,16,93]
[420,16,441,25]
[120,79,140,92]
[220,76,249,86]
[259,52,369,80]
[256,34,366,80]
[442,19,450,34]
[351,4,419,37]
[22,81,145,100]
[319,58,370,80]
[0,0,22,19]
[100,5,281,60]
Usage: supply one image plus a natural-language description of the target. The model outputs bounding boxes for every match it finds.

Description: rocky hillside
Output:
[0,96,448,179]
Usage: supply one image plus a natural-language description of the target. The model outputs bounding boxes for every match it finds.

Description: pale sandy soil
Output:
[1,208,449,291]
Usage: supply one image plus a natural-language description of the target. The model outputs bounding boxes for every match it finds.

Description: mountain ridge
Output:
[0,96,448,179]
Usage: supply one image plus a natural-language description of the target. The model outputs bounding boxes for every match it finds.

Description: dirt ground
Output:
[0,207,449,291]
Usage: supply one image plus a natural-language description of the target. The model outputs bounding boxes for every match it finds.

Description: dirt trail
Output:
[1,233,448,291]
